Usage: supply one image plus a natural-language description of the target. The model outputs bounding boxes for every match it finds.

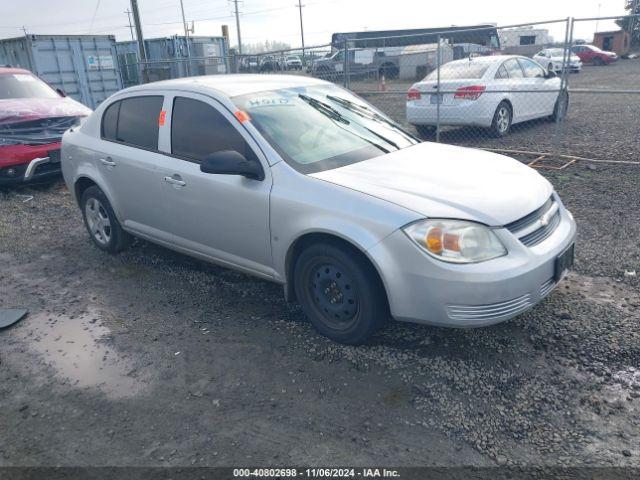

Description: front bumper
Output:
[0,144,62,185]
[368,203,577,327]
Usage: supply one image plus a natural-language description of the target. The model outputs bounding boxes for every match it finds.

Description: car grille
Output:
[505,195,561,247]
[540,278,556,297]
[447,294,532,321]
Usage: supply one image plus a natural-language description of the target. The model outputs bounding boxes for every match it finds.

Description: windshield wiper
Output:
[298,94,348,124]
[326,94,419,143]
[298,93,390,154]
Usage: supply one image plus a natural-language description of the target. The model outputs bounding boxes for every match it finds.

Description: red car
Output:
[571,45,618,66]
[0,67,91,185]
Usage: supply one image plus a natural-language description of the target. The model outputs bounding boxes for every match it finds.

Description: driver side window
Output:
[170,97,257,163]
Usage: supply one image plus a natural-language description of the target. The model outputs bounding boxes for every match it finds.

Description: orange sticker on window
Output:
[234,110,251,123]
[158,110,167,126]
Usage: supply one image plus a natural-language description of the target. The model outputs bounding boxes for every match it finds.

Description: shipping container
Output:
[0,34,123,109]
[115,36,229,87]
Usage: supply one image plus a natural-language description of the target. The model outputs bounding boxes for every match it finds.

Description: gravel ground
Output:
[1,62,639,470]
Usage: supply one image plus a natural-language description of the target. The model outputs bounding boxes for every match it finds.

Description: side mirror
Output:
[545,70,557,79]
[56,88,66,97]
[200,150,264,181]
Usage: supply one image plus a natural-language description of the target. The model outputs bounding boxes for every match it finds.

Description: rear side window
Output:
[101,101,120,140]
[425,61,491,80]
[495,64,509,79]
[101,96,163,150]
[503,59,524,79]
[171,97,256,162]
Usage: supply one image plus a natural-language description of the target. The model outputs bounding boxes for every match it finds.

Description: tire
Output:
[489,101,512,138]
[593,57,605,66]
[293,242,388,344]
[547,63,554,74]
[414,125,436,138]
[550,90,569,122]
[80,185,130,253]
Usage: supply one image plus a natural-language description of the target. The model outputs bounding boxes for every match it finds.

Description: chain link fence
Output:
[119,15,640,162]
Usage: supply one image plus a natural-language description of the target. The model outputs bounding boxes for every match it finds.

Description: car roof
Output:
[122,74,330,98]
[0,66,33,75]
[446,55,523,65]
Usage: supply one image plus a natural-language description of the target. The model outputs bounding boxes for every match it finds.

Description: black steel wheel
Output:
[294,242,388,344]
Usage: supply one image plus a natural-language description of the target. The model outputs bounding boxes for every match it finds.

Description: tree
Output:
[231,40,292,54]
[616,0,640,46]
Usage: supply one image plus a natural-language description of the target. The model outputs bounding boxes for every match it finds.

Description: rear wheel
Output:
[550,90,569,122]
[80,186,130,253]
[293,242,388,344]
[593,57,605,66]
[489,101,512,137]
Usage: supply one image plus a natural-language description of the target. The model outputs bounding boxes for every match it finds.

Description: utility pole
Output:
[125,9,135,41]
[297,0,305,62]
[179,0,192,75]
[130,0,148,82]
[232,0,242,55]
[21,26,28,36]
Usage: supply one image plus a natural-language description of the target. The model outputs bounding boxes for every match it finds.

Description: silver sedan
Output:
[61,74,576,344]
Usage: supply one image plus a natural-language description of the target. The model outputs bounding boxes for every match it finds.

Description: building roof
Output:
[593,30,627,36]
[122,74,329,98]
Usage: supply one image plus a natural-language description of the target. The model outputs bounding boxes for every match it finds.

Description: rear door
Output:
[518,58,557,118]
[97,94,176,243]
[160,93,274,277]
[499,58,527,121]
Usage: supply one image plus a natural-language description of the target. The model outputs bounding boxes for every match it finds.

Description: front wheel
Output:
[489,101,512,137]
[293,243,388,344]
[80,185,130,253]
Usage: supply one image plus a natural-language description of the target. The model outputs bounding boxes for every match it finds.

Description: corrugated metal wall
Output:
[0,35,123,109]
[115,36,229,87]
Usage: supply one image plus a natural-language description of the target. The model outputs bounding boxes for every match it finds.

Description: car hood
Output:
[0,97,92,125]
[310,142,553,226]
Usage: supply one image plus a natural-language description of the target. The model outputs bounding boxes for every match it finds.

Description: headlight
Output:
[403,219,507,264]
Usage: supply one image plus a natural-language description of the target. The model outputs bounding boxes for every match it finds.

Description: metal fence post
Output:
[559,17,572,98]
[343,39,349,88]
[436,34,441,143]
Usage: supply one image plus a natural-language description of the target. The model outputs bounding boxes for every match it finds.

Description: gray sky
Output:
[0,0,628,47]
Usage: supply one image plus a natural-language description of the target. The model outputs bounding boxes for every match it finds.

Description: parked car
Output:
[406,55,568,137]
[0,67,91,185]
[533,48,582,74]
[283,55,303,70]
[239,56,259,72]
[311,49,399,80]
[571,44,618,65]
[61,74,576,344]
[259,55,281,72]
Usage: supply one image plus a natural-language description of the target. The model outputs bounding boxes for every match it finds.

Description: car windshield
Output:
[287,56,299,61]
[232,84,418,173]
[425,61,491,80]
[0,73,60,99]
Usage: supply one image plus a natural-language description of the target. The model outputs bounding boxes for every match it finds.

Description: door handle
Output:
[100,157,116,167]
[164,176,186,187]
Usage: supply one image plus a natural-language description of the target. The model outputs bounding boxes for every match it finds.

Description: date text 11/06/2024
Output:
[233,468,401,478]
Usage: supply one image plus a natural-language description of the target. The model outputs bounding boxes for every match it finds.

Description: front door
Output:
[159,93,274,278]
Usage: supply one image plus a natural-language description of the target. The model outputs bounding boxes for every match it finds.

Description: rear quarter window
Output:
[101,96,163,150]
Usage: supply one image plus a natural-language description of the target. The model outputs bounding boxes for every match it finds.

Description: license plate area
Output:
[430,94,443,105]
[554,243,575,281]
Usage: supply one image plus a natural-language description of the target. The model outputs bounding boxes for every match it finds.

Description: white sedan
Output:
[406,55,568,137]
[533,48,582,74]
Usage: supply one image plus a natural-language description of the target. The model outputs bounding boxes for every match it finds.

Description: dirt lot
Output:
[1,61,639,470]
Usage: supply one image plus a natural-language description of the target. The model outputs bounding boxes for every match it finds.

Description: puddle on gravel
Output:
[21,309,144,399]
